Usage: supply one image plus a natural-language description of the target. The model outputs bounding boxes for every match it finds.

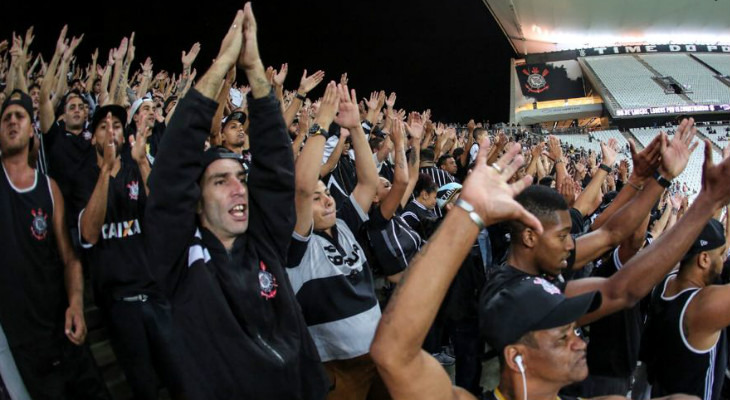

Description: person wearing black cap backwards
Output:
[641,217,729,400]
[144,3,328,399]
[370,134,730,400]
[78,106,190,398]
[0,89,110,398]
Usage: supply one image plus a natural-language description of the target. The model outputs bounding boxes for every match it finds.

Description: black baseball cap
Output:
[480,276,600,352]
[90,105,127,134]
[200,146,247,179]
[222,111,247,128]
[1,89,34,119]
[682,219,726,261]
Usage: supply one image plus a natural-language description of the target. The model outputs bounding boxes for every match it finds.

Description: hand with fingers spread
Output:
[313,81,340,130]
[130,128,150,166]
[298,69,324,95]
[385,92,396,109]
[659,118,699,179]
[618,159,629,181]
[364,91,379,112]
[334,83,360,129]
[405,112,424,143]
[459,140,543,232]
[601,138,619,167]
[182,42,201,67]
[273,63,288,86]
[629,137,661,180]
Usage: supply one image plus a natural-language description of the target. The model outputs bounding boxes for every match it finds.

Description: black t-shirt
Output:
[365,206,423,277]
[569,207,586,235]
[79,161,158,306]
[401,200,438,241]
[585,247,644,378]
[43,121,97,223]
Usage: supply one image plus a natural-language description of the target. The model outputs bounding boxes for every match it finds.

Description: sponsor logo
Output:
[700,240,709,247]
[127,180,139,201]
[522,67,550,94]
[102,219,142,240]
[259,261,278,300]
[30,208,49,240]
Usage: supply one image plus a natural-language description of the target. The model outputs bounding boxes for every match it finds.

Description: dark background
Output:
[1,0,515,122]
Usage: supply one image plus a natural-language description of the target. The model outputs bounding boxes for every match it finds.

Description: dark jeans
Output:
[103,294,191,400]
[12,336,110,400]
[452,318,483,396]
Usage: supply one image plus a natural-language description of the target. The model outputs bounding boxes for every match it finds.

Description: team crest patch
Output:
[127,180,139,201]
[258,261,278,300]
[30,208,49,240]
[82,131,92,141]
[533,277,561,295]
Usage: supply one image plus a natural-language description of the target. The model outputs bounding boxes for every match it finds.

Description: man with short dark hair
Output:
[437,154,457,176]
[144,4,328,398]
[0,90,109,399]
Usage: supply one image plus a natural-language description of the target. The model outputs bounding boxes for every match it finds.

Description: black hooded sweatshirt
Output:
[145,88,329,399]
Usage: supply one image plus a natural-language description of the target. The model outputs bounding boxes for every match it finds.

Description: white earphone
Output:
[514,354,525,372]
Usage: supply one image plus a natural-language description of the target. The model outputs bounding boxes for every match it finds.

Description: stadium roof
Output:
[484,0,730,55]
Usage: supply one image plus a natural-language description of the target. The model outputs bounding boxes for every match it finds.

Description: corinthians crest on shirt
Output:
[127,180,139,201]
[30,208,49,240]
[521,66,550,94]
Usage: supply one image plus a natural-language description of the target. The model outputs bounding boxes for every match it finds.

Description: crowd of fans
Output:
[2,4,730,400]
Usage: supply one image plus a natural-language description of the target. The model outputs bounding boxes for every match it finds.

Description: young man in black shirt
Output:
[78,106,188,398]
[482,120,712,329]
[0,90,109,398]
[144,4,328,398]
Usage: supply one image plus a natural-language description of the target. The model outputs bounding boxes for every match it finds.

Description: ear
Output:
[503,345,524,373]
[520,227,538,248]
[698,251,711,270]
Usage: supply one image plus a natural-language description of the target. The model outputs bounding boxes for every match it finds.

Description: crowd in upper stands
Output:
[2,4,730,400]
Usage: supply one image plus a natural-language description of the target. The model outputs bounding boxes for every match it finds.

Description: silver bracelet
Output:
[455,199,486,230]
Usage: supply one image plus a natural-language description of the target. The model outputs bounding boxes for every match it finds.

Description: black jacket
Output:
[145,89,328,399]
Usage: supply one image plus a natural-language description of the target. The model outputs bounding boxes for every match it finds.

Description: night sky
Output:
[2,0,515,122]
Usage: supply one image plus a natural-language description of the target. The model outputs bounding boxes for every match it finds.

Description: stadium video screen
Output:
[516,60,586,102]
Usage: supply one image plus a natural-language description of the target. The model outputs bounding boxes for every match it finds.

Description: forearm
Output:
[292,133,305,161]
[373,208,479,366]
[320,137,345,178]
[114,59,132,104]
[611,194,720,303]
[351,125,379,187]
[573,169,607,216]
[297,135,327,195]
[536,157,547,180]
[80,170,110,245]
[210,79,231,135]
[402,145,420,208]
[64,258,84,308]
[136,159,151,195]
[283,97,302,128]
[243,60,270,99]
[381,140,408,219]
[554,160,568,187]
[600,179,663,245]
[591,174,644,230]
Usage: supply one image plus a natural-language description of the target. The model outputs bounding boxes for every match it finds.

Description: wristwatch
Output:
[598,163,612,173]
[295,92,306,101]
[309,123,330,139]
[653,171,671,188]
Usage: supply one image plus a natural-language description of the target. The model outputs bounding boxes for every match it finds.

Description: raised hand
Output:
[237,2,262,71]
[273,63,288,86]
[298,69,325,94]
[385,92,397,109]
[364,91,379,111]
[214,10,244,69]
[313,81,340,130]
[113,37,128,62]
[600,138,619,166]
[101,113,117,172]
[618,159,629,181]
[700,139,730,207]
[334,83,360,129]
[559,176,577,207]
[182,42,201,67]
[629,136,661,180]
[129,128,149,166]
[340,72,348,86]
[545,135,563,161]
[459,140,542,233]
[404,111,424,142]
[659,118,699,179]
[126,32,135,60]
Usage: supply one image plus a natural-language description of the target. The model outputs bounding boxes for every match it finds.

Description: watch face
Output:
[309,123,321,134]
